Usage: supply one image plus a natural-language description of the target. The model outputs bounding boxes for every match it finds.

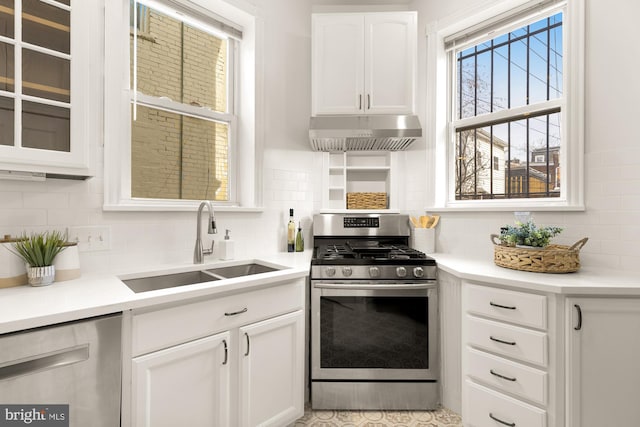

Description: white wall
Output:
[1,0,639,275]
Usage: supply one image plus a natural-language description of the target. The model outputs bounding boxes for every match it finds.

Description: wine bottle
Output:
[287,209,295,252]
[295,221,304,252]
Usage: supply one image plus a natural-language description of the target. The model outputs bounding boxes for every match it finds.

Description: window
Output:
[104,0,258,210]
[130,0,234,201]
[453,10,562,201]
[426,0,584,210]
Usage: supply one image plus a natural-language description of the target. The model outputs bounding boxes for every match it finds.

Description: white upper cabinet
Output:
[0,0,97,178]
[312,12,416,116]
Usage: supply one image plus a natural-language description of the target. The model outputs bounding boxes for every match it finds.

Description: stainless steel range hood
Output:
[309,115,422,151]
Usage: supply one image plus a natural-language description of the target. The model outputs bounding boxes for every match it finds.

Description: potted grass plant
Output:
[11,230,67,286]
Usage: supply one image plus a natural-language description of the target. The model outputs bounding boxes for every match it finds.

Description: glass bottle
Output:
[295,222,304,252]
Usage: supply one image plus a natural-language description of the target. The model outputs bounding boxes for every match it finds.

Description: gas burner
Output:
[389,253,411,260]
[327,244,348,254]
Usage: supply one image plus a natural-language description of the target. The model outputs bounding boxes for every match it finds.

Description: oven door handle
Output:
[313,283,436,290]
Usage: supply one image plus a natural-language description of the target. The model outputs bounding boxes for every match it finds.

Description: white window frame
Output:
[425,0,584,212]
[103,0,262,211]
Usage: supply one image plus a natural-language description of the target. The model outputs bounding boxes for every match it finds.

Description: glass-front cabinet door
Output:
[0,0,98,178]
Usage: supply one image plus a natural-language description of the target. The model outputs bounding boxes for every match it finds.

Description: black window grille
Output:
[454,13,562,200]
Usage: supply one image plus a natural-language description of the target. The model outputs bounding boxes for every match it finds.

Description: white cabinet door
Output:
[238,310,304,427]
[132,331,231,427]
[566,298,640,427]
[312,14,364,115]
[0,0,97,177]
[312,12,416,116]
[364,12,416,114]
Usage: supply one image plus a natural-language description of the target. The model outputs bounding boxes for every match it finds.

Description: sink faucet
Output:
[194,201,217,264]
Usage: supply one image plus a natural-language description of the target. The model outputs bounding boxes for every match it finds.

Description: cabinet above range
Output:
[311,11,417,116]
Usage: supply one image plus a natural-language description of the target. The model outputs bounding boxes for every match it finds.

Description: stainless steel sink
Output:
[122,270,219,293]
[121,262,283,293]
[205,263,281,279]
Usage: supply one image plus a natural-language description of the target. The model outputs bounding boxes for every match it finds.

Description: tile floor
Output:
[294,406,463,426]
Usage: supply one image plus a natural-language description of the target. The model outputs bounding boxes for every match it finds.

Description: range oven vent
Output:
[309,115,422,152]
[309,137,416,151]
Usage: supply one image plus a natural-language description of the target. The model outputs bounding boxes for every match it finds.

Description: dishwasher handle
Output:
[0,344,90,381]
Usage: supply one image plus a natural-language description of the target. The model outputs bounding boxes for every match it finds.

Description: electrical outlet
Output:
[68,226,111,252]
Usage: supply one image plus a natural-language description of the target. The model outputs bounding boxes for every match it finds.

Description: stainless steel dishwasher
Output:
[0,313,122,427]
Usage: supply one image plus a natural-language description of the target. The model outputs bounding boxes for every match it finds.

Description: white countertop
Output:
[434,253,640,295]
[2,249,640,335]
[0,251,312,335]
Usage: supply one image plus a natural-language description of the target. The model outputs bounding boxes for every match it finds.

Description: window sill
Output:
[426,201,585,213]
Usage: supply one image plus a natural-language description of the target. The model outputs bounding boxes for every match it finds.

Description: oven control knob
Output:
[342,267,353,277]
[326,267,336,277]
[396,266,407,278]
[413,267,425,278]
[369,266,380,278]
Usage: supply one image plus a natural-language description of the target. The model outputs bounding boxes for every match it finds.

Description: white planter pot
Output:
[27,265,56,287]
[54,243,81,282]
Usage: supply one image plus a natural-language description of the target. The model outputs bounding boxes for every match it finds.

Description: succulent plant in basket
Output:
[10,230,67,286]
[498,220,563,248]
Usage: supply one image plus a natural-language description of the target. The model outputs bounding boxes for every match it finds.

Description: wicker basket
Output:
[346,192,387,209]
[490,234,589,273]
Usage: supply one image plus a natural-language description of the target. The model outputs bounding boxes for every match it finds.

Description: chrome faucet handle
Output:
[203,240,215,255]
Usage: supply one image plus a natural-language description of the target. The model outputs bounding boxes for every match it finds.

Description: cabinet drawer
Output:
[132,279,304,356]
[467,315,547,367]
[466,380,546,427]
[466,347,547,406]
[466,284,547,330]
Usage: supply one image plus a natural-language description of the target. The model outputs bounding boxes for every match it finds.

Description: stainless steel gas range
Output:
[310,213,439,410]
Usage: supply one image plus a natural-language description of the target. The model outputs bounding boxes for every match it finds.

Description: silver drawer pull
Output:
[490,336,516,346]
[0,344,89,381]
[489,413,516,426]
[489,412,516,427]
[490,369,517,382]
[490,301,516,310]
[224,307,248,316]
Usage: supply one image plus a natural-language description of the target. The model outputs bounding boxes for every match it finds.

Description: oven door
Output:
[311,281,438,381]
